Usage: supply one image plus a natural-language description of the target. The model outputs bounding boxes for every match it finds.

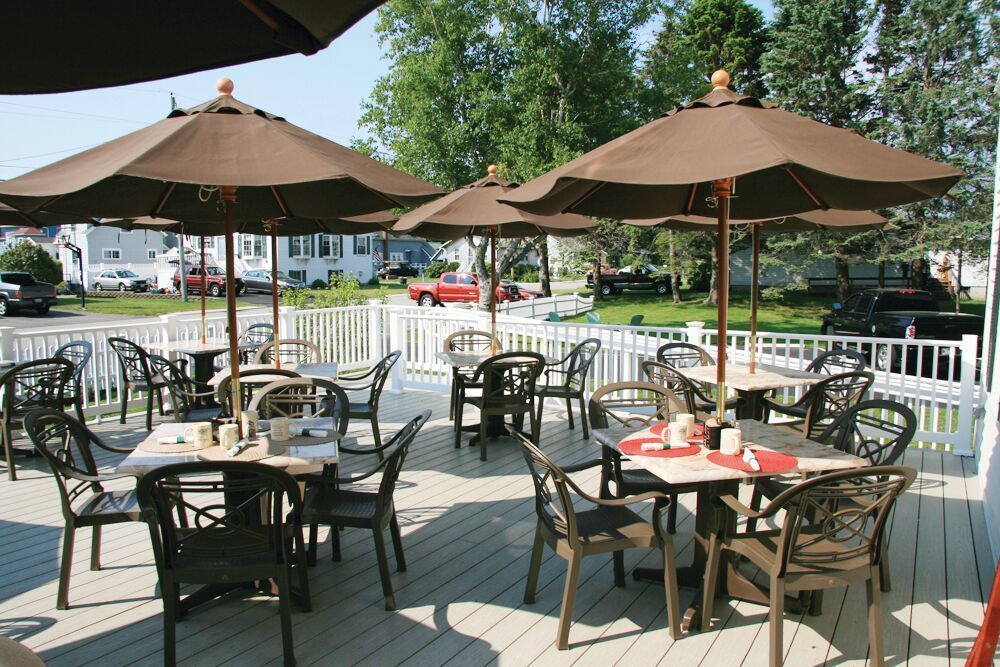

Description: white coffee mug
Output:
[218,424,239,450]
[240,410,259,438]
[183,422,213,448]
[676,413,696,434]
[270,417,290,442]
[669,421,690,444]
[720,428,742,456]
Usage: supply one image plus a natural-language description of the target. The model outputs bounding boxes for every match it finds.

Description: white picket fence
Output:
[0,303,981,453]
[496,293,594,319]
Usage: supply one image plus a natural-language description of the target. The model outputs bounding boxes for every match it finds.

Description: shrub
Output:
[282,274,387,310]
[366,275,381,286]
[425,261,459,278]
[310,279,328,289]
[0,242,62,284]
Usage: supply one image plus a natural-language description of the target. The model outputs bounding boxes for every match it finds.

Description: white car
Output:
[93,269,150,292]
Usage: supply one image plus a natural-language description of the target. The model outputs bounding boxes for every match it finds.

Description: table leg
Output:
[737,390,766,420]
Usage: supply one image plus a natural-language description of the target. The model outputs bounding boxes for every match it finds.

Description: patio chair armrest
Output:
[338,380,376,393]
[90,432,135,454]
[592,490,670,507]
[560,458,607,474]
[714,493,777,519]
[338,366,378,382]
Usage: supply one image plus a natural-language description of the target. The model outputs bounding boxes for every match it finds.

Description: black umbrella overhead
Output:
[0,1,386,94]
[0,79,442,431]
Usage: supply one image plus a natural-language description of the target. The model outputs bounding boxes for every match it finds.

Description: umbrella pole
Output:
[490,225,498,354]
[270,220,281,369]
[221,186,243,438]
[713,179,732,420]
[749,223,760,373]
[200,236,207,344]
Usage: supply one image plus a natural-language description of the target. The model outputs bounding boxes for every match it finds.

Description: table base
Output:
[179,575,309,616]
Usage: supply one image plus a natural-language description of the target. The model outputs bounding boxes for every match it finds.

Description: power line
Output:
[0,101,145,124]
[0,143,102,163]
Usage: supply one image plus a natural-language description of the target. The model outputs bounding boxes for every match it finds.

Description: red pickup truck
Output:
[408,272,525,307]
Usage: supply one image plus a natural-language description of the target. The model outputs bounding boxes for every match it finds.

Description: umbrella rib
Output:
[238,0,280,30]
[785,167,828,210]
[562,181,606,214]
[152,182,177,217]
[684,183,698,215]
[270,186,291,217]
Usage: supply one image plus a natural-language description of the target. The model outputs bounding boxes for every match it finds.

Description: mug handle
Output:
[183,426,195,443]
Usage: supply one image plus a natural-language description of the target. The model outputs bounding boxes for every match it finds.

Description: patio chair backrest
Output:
[586,311,601,324]
[816,399,916,467]
[239,323,274,347]
[363,350,402,405]
[629,314,644,326]
[149,355,199,420]
[216,368,302,417]
[108,337,155,384]
[444,329,499,353]
[136,461,303,572]
[510,429,580,545]
[373,411,429,517]
[547,312,561,323]
[559,338,602,391]
[1,358,74,419]
[656,342,714,368]
[475,352,545,410]
[806,348,867,375]
[641,361,703,415]
[253,338,321,365]
[24,408,105,520]
[801,371,875,438]
[588,381,685,430]
[764,466,915,576]
[248,377,349,434]
[53,340,92,396]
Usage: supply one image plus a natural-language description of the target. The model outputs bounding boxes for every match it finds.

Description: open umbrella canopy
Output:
[499,74,962,219]
[0,203,93,228]
[0,80,443,222]
[624,208,887,232]
[393,166,595,241]
[98,210,397,235]
[0,1,385,94]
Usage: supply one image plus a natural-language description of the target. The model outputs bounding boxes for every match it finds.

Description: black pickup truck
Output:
[820,288,982,373]
[586,263,671,297]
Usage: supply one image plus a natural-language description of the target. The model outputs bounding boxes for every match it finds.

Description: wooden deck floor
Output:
[0,389,992,666]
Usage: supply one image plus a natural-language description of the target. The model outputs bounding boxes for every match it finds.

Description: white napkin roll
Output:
[742,448,761,471]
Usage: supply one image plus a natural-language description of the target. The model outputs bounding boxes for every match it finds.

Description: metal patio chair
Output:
[1,358,74,481]
[108,337,167,431]
[535,338,601,439]
[54,340,93,421]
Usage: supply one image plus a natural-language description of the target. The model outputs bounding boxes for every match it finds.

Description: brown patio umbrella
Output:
[0,79,442,431]
[1,1,386,94]
[500,70,962,419]
[394,165,596,349]
[625,209,888,371]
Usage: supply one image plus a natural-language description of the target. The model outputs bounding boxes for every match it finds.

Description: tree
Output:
[0,242,62,284]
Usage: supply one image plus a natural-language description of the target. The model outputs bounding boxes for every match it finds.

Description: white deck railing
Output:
[0,303,981,454]
[496,293,594,319]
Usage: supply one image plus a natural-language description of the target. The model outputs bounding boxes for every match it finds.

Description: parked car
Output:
[407,272,524,307]
[0,272,58,315]
[377,261,419,280]
[173,266,244,296]
[586,263,671,296]
[242,270,306,295]
[92,269,150,292]
[821,288,983,374]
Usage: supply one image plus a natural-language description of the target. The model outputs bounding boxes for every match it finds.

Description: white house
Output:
[56,224,168,287]
[430,236,543,272]
[1,226,61,260]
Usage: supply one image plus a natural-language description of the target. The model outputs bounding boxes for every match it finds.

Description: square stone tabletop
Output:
[208,361,339,386]
[681,363,826,392]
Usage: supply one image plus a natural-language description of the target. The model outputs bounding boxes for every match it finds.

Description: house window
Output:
[290,236,312,258]
[354,235,371,256]
[146,249,157,260]
[288,270,307,282]
[319,235,341,258]
[242,235,265,258]
[389,252,404,262]
[327,269,343,283]
[102,249,121,260]
[201,236,216,250]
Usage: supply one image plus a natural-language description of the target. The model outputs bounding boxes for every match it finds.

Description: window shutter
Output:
[338,236,343,258]
[288,237,294,256]
[310,235,317,257]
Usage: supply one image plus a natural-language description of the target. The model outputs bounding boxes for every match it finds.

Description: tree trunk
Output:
[911,257,929,290]
[592,259,603,301]
[834,250,851,304]
[877,260,886,288]
[702,243,718,305]
[668,231,682,303]
[537,238,552,297]
[470,234,492,312]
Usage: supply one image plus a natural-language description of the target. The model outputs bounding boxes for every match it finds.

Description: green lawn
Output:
[565,291,985,335]
[55,295,231,317]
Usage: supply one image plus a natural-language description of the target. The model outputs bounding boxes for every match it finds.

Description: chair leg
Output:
[867,568,885,667]
[331,524,342,562]
[612,551,626,587]
[372,527,397,611]
[556,552,582,650]
[530,404,540,444]
[370,414,385,461]
[454,399,463,449]
[879,540,892,592]
[667,496,678,535]
[579,395,589,439]
[90,525,102,570]
[747,484,763,533]
[661,532,682,640]
[145,392,154,431]
[701,533,721,633]
[2,423,15,482]
[389,514,406,572]
[292,525,311,612]
[449,370,457,421]
[479,414,488,461]
[565,397,574,430]
[535,396,545,434]
[57,524,75,610]
[275,567,296,667]
[769,576,786,667]
[809,590,824,616]
[162,575,178,667]
[119,383,129,424]
[524,525,544,604]
[307,523,318,566]
[74,400,86,423]
[156,388,165,415]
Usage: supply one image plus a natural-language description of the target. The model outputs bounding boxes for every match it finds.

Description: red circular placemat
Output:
[619,440,701,458]
[648,422,705,439]
[706,448,798,474]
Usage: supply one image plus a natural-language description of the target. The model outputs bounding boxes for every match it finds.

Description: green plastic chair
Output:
[548,312,561,322]
[629,314,644,326]
[586,311,601,324]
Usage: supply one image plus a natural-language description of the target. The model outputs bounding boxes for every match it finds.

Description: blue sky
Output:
[0,2,773,179]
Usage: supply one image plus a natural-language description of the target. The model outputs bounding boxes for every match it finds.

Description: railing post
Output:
[954,333,978,456]
[279,305,297,340]
[685,321,706,348]
[368,300,384,364]
[0,326,16,361]
[388,307,405,393]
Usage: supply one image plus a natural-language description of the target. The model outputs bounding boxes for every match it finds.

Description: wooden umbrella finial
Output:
[487,164,498,176]
[711,69,730,90]
[217,77,235,95]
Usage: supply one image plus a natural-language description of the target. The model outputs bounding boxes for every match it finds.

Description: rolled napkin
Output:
[157,436,190,444]
[226,440,249,457]
[742,448,761,472]
[641,440,691,451]
[290,427,329,438]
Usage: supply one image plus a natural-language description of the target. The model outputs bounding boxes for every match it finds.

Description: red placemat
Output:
[648,422,705,439]
[706,448,798,474]
[620,440,701,458]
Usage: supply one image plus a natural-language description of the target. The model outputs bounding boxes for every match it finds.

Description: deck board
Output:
[0,389,989,666]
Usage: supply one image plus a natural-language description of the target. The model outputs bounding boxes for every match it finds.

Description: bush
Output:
[686,259,711,291]
[366,275,381,286]
[282,274,387,310]
[310,279,328,289]
[0,242,62,284]
[760,282,808,303]
[424,261,459,278]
